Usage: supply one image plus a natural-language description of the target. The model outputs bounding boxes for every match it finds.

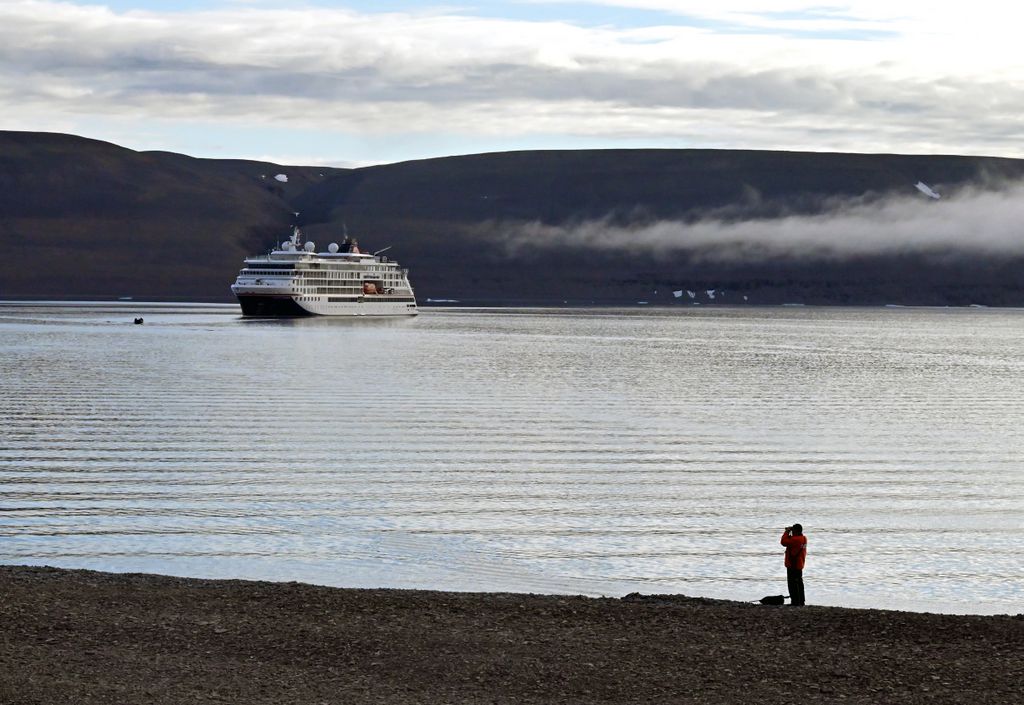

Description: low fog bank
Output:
[483,181,1024,264]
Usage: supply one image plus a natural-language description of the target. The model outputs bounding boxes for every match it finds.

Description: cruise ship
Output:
[231,228,418,317]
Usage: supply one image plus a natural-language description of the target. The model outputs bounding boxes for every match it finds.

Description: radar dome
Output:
[328,242,339,253]
[304,241,316,252]
[282,241,294,251]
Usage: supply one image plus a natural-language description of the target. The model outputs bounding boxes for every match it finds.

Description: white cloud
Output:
[533,0,1024,41]
[486,181,1024,262]
[0,1,1023,160]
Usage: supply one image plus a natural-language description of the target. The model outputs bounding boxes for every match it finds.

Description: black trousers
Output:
[787,568,805,606]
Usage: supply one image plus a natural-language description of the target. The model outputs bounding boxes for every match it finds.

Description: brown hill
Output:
[0,131,337,301]
[3,131,1024,305]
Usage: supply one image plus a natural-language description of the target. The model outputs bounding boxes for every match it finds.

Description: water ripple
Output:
[1,303,1022,613]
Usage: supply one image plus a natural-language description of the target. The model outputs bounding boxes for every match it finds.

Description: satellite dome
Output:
[328,242,339,253]
[304,241,316,252]
[282,241,294,251]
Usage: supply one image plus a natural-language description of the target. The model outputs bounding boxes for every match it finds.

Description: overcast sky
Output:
[3,1,1023,165]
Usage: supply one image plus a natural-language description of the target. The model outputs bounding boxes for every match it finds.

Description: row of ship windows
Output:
[245,270,402,279]
[295,296,417,303]
[251,264,400,272]
[300,264,394,271]
[294,288,406,294]
[300,277,402,284]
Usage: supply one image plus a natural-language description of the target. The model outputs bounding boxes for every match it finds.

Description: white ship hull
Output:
[297,296,418,316]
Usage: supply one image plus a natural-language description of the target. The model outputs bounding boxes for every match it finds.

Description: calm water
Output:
[1,302,1021,614]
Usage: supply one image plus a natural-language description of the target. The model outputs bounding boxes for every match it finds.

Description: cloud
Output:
[535,0,1024,43]
[1,2,1023,159]
[483,181,1024,262]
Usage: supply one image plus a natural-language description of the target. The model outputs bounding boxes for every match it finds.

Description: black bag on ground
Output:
[759,595,788,605]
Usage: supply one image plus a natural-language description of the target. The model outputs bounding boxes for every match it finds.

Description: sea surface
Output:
[1,302,1021,614]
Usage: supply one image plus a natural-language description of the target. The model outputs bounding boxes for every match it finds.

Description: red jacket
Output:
[781,532,807,570]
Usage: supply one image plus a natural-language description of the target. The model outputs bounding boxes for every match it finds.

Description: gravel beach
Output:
[1,565,1021,704]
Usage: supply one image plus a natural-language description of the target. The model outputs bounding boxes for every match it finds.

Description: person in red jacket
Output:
[781,524,807,606]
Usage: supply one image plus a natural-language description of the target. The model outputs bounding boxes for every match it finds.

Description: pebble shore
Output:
[1,565,1021,704]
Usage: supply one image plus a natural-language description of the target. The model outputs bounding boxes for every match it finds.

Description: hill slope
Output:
[3,131,1024,305]
[0,131,338,301]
